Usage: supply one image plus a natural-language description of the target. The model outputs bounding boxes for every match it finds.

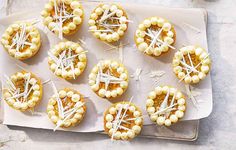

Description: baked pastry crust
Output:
[134,17,176,57]
[104,101,143,140]
[89,60,129,99]
[41,0,84,39]
[172,45,211,84]
[47,88,86,129]
[2,71,43,111]
[1,22,41,60]
[48,41,87,80]
[146,86,186,126]
[88,3,129,43]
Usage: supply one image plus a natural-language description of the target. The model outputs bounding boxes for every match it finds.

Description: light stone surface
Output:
[0,0,236,149]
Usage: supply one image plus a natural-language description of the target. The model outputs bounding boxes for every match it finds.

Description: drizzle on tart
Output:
[173,46,211,84]
[1,22,41,60]
[47,88,86,129]
[134,17,176,57]
[88,3,129,43]
[146,86,186,126]
[48,41,87,80]
[41,0,84,39]
[2,71,43,111]
[104,101,143,140]
[89,60,129,99]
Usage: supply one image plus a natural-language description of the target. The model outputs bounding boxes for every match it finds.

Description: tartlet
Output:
[104,101,143,140]
[88,3,129,43]
[2,71,43,111]
[48,41,87,80]
[134,17,176,57]
[172,45,211,84]
[41,0,84,39]
[146,86,186,126]
[47,88,86,129]
[1,22,41,60]
[89,60,129,99]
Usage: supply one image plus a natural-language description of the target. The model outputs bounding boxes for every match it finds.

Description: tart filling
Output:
[104,101,143,140]
[48,41,87,80]
[2,71,43,111]
[47,87,86,130]
[134,17,176,57]
[41,0,84,39]
[173,46,211,84]
[1,22,41,60]
[88,4,129,43]
[146,86,186,126]
[89,60,129,99]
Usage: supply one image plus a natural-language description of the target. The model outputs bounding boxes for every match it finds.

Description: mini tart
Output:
[1,22,41,60]
[146,86,186,127]
[41,0,84,38]
[88,3,129,43]
[104,101,143,140]
[48,41,87,80]
[172,45,211,84]
[89,60,129,99]
[134,17,176,57]
[47,88,86,128]
[3,71,43,111]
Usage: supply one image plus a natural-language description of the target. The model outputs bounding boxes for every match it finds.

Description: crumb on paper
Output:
[105,42,129,51]
[78,38,86,46]
[182,22,201,33]
[42,79,51,85]
[130,68,142,81]
[29,109,45,116]
[149,70,165,78]
[148,70,165,86]
[185,84,202,108]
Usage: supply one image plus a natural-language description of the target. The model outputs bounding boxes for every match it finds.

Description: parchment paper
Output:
[0,2,212,133]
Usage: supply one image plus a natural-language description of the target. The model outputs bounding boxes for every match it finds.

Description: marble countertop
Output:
[0,0,236,149]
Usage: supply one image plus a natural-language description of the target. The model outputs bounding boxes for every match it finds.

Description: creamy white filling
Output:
[49,82,85,131]
[88,4,130,42]
[146,86,185,126]
[105,98,142,140]
[135,17,175,56]
[42,0,83,39]
[89,60,128,98]
[48,41,87,79]
[173,46,211,84]
[3,72,41,110]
